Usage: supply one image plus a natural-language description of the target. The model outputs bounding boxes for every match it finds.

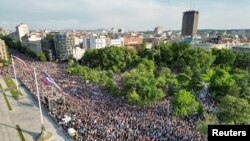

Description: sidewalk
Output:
[0,78,68,141]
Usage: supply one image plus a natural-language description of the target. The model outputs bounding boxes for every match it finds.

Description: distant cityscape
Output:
[1,9,250,62]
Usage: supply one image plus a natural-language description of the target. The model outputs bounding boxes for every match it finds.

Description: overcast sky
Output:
[1,0,250,31]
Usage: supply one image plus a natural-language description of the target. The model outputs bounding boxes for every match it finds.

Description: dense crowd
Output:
[1,51,209,141]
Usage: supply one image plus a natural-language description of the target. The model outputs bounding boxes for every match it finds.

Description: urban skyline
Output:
[1,0,250,31]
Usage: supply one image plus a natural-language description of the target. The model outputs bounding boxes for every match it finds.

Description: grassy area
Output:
[16,124,26,141]
[10,90,21,100]
[4,77,16,88]
[0,83,2,91]
[3,77,23,99]
[3,92,12,111]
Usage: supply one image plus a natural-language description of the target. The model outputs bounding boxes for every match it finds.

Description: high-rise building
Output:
[16,23,29,42]
[181,11,199,36]
[0,39,8,61]
[41,37,56,61]
[54,32,74,61]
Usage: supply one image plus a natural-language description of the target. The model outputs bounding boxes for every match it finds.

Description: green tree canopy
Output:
[82,46,138,72]
[197,113,218,135]
[38,52,47,61]
[218,95,250,124]
[122,64,164,105]
[212,48,236,67]
[172,90,199,117]
[210,68,235,99]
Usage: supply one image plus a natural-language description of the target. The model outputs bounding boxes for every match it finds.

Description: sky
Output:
[1,0,250,31]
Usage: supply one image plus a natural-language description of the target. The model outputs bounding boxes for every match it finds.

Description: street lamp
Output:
[34,67,54,141]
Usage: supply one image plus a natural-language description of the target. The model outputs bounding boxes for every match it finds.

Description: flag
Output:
[40,76,54,85]
[12,55,33,73]
[40,71,68,95]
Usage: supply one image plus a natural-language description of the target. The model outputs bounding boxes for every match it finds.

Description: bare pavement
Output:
[0,78,68,141]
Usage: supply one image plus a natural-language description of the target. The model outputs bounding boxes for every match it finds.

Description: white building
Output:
[83,34,106,49]
[72,47,85,61]
[106,38,124,47]
[16,23,29,42]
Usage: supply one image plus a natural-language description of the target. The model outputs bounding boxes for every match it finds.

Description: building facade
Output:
[154,26,164,34]
[232,45,250,53]
[83,34,106,49]
[0,39,8,61]
[106,38,124,47]
[22,33,42,54]
[16,23,29,42]
[123,35,143,48]
[41,37,56,61]
[54,32,74,61]
[181,11,199,36]
[245,30,250,40]
[72,47,85,61]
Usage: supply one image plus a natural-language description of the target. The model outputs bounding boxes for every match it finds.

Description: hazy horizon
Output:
[1,0,250,31]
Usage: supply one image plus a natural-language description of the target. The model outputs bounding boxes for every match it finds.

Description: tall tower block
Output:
[181,11,199,36]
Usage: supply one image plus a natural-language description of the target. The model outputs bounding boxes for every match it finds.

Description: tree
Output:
[137,58,155,73]
[218,95,250,124]
[201,69,214,83]
[234,52,250,70]
[231,69,250,97]
[82,47,138,72]
[104,79,119,97]
[212,48,236,67]
[210,68,235,99]
[38,52,47,61]
[158,67,178,94]
[177,73,191,88]
[172,90,199,117]
[126,90,142,105]
[197,113,218,135]
[122,65,164,105]
[68,59,75,67]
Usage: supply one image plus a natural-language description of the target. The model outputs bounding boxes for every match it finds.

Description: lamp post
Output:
[34,68,54,141]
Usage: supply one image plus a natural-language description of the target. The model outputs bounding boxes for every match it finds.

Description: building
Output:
[154,26,164,35]
[41,37,56,61]
[123,35,143,48]
[83,34,106,49]
[22,33,42,54]
[0,39,8,61]
[106,38,124,47]
[0,27,12,36]
[245,30,250,40]
[72,47,85,61]
[16,23,29,42]
[54,32,74,61]
[111,27,124,34]
[232,45,250,53]
[181,11,199,36]
[71,36,85,60]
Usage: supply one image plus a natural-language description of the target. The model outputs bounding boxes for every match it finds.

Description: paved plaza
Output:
[0,78,68,141]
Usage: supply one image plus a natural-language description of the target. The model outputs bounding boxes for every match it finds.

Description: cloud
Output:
[0,0,250,30]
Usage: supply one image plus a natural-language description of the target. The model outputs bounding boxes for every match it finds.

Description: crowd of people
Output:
[0,51,211,141]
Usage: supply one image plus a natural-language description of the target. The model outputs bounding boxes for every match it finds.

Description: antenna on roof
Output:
[189,0,195,10]
[189,0,192,10]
